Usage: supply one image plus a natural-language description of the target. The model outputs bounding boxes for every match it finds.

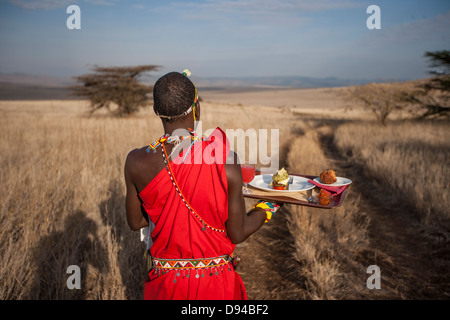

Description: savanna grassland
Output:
[0,86,449,299]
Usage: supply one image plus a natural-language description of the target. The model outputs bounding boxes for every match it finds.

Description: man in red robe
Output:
[124,71,277,300]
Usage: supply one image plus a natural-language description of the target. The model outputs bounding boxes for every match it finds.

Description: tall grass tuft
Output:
[285,125,370,299]
[334,120,450,229]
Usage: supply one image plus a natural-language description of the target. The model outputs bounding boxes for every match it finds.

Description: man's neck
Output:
[162,119,195,136]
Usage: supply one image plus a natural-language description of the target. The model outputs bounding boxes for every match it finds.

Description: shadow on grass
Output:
[99,178,147,300]
[28,210,108,299]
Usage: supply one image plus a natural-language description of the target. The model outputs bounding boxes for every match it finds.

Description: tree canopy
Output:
[343,82,414,125]
[70,65,160,116]
[416,50,450,119]
[344,50,450,124]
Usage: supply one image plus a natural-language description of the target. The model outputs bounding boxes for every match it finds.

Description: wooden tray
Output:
[243,173,351,209]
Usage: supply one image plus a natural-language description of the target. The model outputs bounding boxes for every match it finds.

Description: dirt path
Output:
[234,141,309,300]
[235,123,449,300]
[318,125,450,299]
[234,207,308,299]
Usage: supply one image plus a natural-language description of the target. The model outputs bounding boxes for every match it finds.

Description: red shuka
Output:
[139,128,247,300]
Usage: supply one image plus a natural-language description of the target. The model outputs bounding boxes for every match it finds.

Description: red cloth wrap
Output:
[139,128,247,300]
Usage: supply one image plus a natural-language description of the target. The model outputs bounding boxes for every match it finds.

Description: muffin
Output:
[319,169,337,184]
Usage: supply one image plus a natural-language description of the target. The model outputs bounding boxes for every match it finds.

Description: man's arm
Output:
[225,151,266,244]
[124,150,149,231]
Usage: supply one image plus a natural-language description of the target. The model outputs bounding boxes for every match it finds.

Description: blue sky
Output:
[0,0,449,80]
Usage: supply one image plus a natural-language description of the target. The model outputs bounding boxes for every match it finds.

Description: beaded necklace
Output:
[146,129,226,233]
[146,128,202,158]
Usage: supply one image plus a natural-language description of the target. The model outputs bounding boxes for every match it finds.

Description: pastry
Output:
[319,169,337,184]
[318,189,331,206]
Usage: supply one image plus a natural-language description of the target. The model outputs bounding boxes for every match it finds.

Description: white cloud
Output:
[357,10,450,48]
[324,10,450,80]
[9,0,75,10]
[153,0,362,24]
[84,0,118,6]
[131,4,145,10]
[9,0,118,10]
[195,0,360,13]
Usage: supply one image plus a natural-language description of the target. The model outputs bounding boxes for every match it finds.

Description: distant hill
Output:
[0,72,408,100]
[0,73,75,100]
[192,75,389,89]
[0,82,75,100]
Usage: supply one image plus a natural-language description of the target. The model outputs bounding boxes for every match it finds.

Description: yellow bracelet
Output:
[253,202,273,223]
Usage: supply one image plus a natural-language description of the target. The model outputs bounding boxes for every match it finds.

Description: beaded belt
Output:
[149,254,235,282]
[153,255,232,270]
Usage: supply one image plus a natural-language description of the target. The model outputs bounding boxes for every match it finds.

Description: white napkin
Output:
[140,221,155,250]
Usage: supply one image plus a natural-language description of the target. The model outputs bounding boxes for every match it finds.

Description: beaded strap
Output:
[161,142,226,233]
[146,128,198,154]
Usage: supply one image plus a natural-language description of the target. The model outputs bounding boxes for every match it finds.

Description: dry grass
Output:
[334,120,450,229]
[284,124,370,299]
[0,100,155,299]
[0,99,296,299]
[1,94,448,300]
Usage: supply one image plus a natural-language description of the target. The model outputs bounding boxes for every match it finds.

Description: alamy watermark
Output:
[366,265,381,289]
[66,5,81,30]
[168,121,280,170]
[67,4,381,31]
[66,265,81,289]
[366,5,381,30]
[66,263,382,290]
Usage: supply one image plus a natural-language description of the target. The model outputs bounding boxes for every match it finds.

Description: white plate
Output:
[249,175,315,193]
[313,177,352,187]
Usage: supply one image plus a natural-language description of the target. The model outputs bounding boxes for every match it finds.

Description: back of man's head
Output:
[153,72,196,121]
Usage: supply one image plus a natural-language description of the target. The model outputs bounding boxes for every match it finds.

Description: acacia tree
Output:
[344,82,414,125]
[70,65,160,116]
[411,50,450,119]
